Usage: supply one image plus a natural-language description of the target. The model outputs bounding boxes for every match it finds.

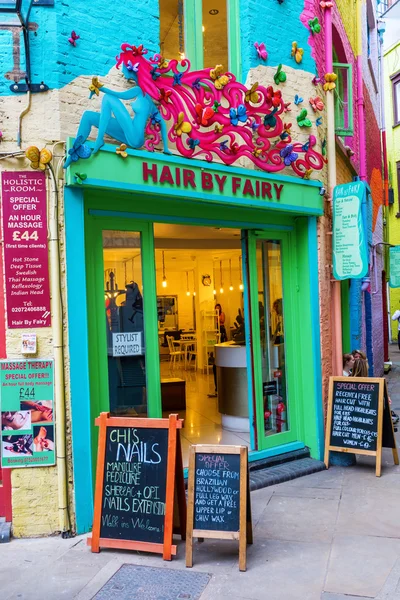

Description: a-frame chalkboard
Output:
[185,444,252,572]
[324,377,399,476]
[88,413,186,560]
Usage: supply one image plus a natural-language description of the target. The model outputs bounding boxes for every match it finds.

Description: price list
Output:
[330,380,379,451]
[1,171,51,328]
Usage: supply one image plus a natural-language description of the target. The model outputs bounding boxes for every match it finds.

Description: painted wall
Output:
[384,43,400,341]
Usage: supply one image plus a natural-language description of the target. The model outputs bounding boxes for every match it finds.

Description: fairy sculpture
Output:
[65,43,325,177]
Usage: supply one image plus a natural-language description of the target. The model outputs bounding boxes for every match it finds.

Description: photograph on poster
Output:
[0,359,55,467]
[1,410,32,432]
[20,400,53,423]
[33,425,54,452]
[2,434,33,457]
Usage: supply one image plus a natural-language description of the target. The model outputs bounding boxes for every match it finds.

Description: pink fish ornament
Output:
[254,42,268,61]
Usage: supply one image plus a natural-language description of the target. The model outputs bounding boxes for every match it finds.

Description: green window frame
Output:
[333,62,354,137]
[180,0,242,80]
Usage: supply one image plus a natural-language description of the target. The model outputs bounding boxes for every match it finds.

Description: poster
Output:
[112,332,143,357]
[332,181,368,280]
[0,359,55,468]
[389,246,400,288]
[21,333,37,354]
[1,171,51,328]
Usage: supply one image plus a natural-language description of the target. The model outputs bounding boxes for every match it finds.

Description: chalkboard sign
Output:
[186,445,252,572]
[325,377,398,477]
[193,452,240,532]
[88,413,186,560]
[100,426,168,544]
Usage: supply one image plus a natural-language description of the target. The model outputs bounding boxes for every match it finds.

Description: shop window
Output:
[392,72,400,127]
[333,62,354,137]
[159,0,185,61]
[159,0,240,76]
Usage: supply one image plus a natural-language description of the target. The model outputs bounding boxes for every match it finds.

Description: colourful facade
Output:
[0,0,386,538]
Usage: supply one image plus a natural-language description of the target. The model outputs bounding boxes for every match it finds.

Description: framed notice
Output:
[324,377,398,476]
[1,171,51,328]
[332,181,368,281]
[88,413,186,560]
[186,444,253,572]
[0,359,55,468]
[389,246,400,288]
[112,332,142,357]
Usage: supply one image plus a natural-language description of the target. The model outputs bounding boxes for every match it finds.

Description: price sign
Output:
[0,359,55,468]
[1,171,51,328]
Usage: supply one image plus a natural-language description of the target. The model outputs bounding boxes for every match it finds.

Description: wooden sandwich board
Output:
[88,412,186,560]
[324,377,399,477]
[185,444,253,572]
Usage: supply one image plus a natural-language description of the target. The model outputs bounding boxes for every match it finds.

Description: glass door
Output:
[85,217,161,444]
[247,231,298,451]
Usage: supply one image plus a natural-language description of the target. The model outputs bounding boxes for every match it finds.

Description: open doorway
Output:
[154,224,250,466]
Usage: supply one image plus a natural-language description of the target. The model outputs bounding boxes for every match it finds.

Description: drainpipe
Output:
[47,165,71,536]
[324,4,343,375]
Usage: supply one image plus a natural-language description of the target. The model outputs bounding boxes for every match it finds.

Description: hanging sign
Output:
[1,171,51,328]
[0,359,55,468]
[324,377,398,476]
[88,413,186,560]
[332,181,368,280]
[389,246,400,288]
[186,445,253,572]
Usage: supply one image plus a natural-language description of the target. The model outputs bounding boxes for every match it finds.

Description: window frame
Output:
[391,71,400,127]
[333,62,354,137]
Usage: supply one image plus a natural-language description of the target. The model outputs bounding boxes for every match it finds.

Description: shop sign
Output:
[0,359,55,468]
[332,181,368,280]
[389,246,400,288]
[112,332,142,356]
[1,171,51,328]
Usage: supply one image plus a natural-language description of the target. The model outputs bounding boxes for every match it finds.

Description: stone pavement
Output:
[2,349,400,600]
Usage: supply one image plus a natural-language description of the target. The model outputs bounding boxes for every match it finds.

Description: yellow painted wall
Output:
[336,0,358,56]
[384,43,400,341]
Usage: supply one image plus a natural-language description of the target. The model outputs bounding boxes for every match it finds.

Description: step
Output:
[249,456,326,491]
[249,447,311,473]
[0,521,11,543]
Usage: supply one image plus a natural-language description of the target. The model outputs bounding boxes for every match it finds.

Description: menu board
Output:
[330,379,379,451]
[89,413,186,560]
[0,359,55,468]
[332,181,368,281]
[193,452,240,532]
[1,171,51,328]
[100,426,168,543]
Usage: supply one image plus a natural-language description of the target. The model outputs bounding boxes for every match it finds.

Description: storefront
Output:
[64,144,324,533]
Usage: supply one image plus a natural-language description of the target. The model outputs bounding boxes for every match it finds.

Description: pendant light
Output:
[219,260,224,294]
[162,251,167,288]
[239,255,244,291]
[192,270,196,296]
[186,271,191,296]
[213,263,217,296]
[229,259,234,291]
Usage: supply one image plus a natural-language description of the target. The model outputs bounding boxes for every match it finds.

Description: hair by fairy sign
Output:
[64,43,326,178]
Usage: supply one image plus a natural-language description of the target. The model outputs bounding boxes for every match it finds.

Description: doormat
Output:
[93,564,211,600]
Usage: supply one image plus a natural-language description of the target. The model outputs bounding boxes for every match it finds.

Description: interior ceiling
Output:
[104,247,241,267]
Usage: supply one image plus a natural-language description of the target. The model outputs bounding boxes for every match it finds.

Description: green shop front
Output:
[64,145,324,533]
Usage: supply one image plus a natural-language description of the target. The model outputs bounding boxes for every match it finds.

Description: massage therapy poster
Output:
[0,359,55,468]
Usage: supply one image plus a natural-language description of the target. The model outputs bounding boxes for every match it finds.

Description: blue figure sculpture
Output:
[64,62,170,169]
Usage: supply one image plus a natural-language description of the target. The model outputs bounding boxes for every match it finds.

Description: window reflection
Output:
[159,0,185,61]
[202,0,228,68]
[257,241,288,436]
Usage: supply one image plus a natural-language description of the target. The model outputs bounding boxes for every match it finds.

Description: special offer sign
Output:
[1,171,51,328]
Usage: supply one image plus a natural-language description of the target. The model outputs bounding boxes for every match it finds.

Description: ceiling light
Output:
[162,251,167,288]
[209,8,219,15]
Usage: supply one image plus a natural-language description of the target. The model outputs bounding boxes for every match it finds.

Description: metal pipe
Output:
[17,90,31,147]
[324,4,343,376]
[47,164,71,536]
